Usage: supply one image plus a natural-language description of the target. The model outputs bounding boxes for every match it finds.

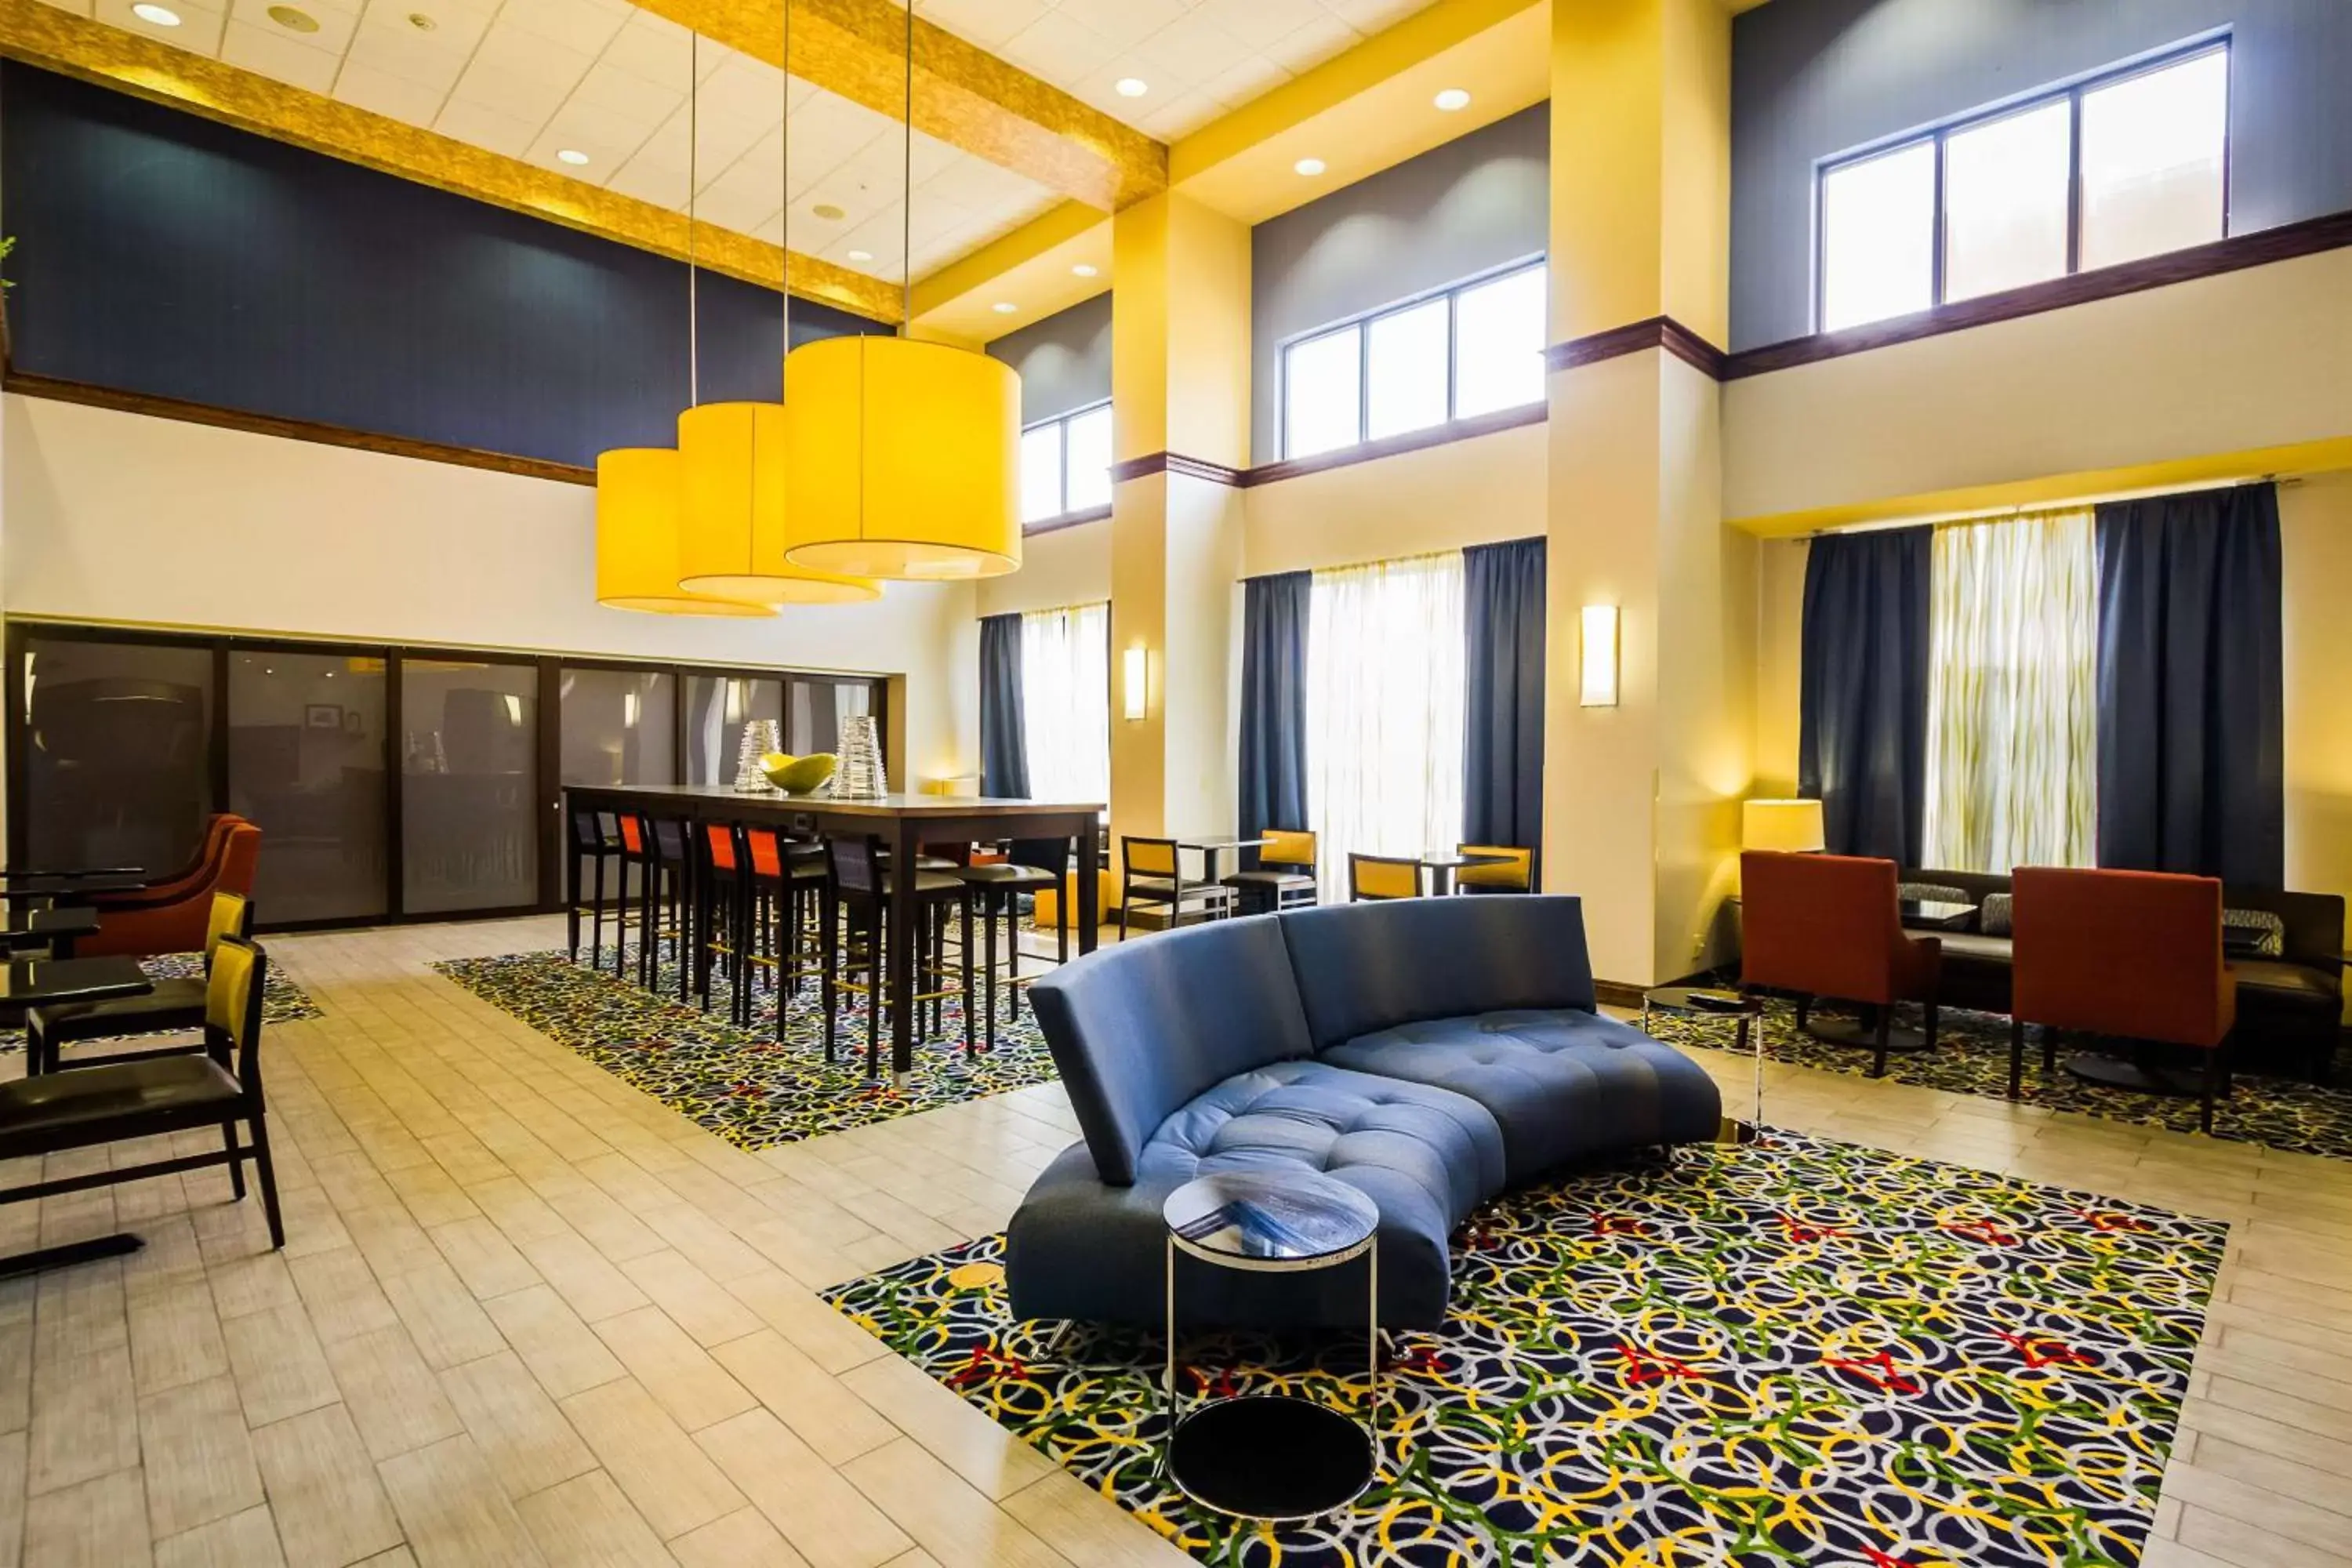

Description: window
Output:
[1020,602,1109,811]
[1305,551,1465,904]
[1817,43,2227,332]
[1281,260,1547,459]
[1019,401,1114,524]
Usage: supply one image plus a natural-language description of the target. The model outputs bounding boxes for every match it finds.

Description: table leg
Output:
[889,817,918,1087]
[1163,1232,1178,1476]
[0,1232,141,1280]
[1366,1236,1380,1471]
[1076,820,1101,955]
[1742,1011,1762,1127]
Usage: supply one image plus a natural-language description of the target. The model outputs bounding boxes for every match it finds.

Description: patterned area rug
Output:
[826,1131,2223,1567]
[1642,996,2352,1163]
[433,949,1060,1149]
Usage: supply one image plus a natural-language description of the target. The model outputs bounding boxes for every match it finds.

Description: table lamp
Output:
[1741,798,1825,853]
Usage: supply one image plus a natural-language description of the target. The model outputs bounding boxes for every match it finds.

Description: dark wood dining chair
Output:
[27,891,253,1076]
[1348,852,1424,902]
[0,934,284,1250]
[1117,837,1232,938]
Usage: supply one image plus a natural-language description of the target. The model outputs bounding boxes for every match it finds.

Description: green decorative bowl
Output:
[761,752,836,795]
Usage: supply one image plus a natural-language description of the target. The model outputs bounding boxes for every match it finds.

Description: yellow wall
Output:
[975,521,1110,619]
[1241,423,1548,576]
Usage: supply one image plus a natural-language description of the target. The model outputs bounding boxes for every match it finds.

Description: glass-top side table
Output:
[1162,1169,1381,1521]
[1642,985,1767,1141]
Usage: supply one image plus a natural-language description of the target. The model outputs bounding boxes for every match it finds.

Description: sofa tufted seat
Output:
[1007,1059,1501,1329]
[1323,1009,1726,1185]
[1005,895,1722,1331]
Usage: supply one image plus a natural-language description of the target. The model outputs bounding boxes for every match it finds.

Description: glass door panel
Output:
[401,657,538,913]
[228,650,388,923]
[560,667,676,786]
[684,674,782,785]
[22,635,215,877]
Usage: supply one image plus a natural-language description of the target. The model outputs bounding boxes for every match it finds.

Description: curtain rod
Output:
[1806,473,2301,539]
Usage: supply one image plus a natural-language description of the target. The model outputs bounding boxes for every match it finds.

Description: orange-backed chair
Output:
[2009,867,2238,1132]
[82,813,242,913]
[81,821,261,960]
[1740,850,1941,1078]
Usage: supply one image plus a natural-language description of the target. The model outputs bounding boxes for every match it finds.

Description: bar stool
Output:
[821,834,975,1077]
[740,828,828,1031]
[641,816,697,1003]
[567,808,632,967]
[612,812,652,980]
[953,839,1064,1051]
[696,822,752,1021]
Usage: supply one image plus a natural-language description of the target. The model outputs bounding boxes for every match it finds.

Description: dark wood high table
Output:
[561,786,1105,1085]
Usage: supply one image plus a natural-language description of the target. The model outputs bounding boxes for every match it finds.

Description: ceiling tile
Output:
[93,0,227,55]
[604,145,688,209]
[332,58,450,127]
[996,10,1115,84]
[913,0,1047,51]
[1051,0,1185,54]
[347,9,485,85]
[532,100,659,171]
[497,0,630,57]
[218,16,339,89]
[1133,10,1255,85]
[465,18,597,93]
[29,0,94,16]
[572,58,684,124]
[432,95,545,157]
[1263,10,1358,73]
[1198,0,1328,54]
[227,0,357,52]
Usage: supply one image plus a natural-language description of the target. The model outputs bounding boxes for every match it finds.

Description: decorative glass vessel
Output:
[733,719,782,793]
[836,714,888,799]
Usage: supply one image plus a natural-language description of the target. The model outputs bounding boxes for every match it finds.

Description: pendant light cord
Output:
[688,31,700,408]
[780,0,790,379]
[901,0,912,325]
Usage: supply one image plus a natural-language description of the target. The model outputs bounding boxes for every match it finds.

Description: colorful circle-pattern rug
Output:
[1642,995,2352,1163]
[432,948,1060,1149]
[824,1131,2223,1567]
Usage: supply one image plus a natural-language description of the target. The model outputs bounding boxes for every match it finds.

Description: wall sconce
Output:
[1579,604,1619,707]
[1122,645,1148,721]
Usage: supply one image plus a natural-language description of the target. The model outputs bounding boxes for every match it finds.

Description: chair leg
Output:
[1871,1007,1890,1079]
[568,853,582,964]
[1795,994,1810,1033]
[961,895,975,1056]
[2008,1018,2026,1098]
[864,906,883,1080]
[1923,1001,1940,1051]
[248,1108,285,1250]
[222,1123,246,1200]
[1005,900,1022,1024]
[2201,1046,2223,1135]
[2043,1025,2059,1073]
[1117,878,1131,942]
[984,900,1000,1053]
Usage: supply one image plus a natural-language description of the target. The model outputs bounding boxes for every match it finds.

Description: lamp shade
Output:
[675,402,881,605]
[780,336,1022,580]
[596,448,772,617]
[1742,798,1825,852]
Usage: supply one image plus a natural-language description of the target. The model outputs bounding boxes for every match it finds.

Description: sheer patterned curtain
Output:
[1021,603,1110,807]
[1306,551,1466,903]
[1922,508,2097,873]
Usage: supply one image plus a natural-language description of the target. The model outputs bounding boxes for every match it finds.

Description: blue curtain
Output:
[1462,537,1547,855]
[978,612,1029,798]
[1798,526,1933,865]
[2095,484,2284,887]
[1236,572,1311,866]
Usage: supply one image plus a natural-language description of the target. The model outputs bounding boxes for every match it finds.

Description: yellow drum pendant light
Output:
[676,401,881,603]
[781,336,1022,580]
[597,448,772,616]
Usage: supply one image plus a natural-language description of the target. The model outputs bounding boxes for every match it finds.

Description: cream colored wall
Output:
[2,394,981,783]
[1725,248,2352,529]
[1240,422,1548,576]
[1753,535,1806,796]
[976,521,1110,618]
[2281,471,2352,909]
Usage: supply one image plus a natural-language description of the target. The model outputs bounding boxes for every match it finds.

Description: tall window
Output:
[1020,402,1114,524]
[1818,43,2228,332]
[1021,603,1109,810]
[1922,510,2098,873]
[1305,552,1465,903]
[1282,261,1547,460]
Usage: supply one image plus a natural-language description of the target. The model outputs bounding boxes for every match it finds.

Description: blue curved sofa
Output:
[1005,895,1722,1330]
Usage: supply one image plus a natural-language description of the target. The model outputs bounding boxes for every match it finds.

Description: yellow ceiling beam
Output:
[636,0,1165,211]
[0,0,902,321]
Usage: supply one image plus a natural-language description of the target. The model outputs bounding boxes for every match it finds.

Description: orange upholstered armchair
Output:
[1740,850,1941,1077]
[2009,866,2237,1131]
[82,818,261,959]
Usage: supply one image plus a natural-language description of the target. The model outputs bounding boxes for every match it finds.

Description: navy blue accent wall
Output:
[0,64,887,470]
[1731,0,2352,351]
[985,291,1112,426]
[1250,102,1548,463]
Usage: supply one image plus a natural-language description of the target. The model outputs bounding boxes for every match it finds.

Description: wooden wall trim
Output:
[1544,316,1729,379]
[4,370,599,486]
[1722,208,2352,379]
[1241,401,1548,488]
[1109,451,1249,488]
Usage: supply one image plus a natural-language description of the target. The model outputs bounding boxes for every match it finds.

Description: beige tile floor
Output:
[0,913,2344,1567]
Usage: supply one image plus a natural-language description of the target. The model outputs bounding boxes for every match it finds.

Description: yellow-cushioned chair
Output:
[1221,829,1319,914]
[1454,844,1534,893]
[1119,836,1233,939]
[1348,852,1424,902]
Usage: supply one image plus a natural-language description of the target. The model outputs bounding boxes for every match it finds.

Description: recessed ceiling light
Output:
[1434,88,1471,112]
[847,249,873,262]
[406,10,437,28]
[1115,78,1148,98]
[130,3,181,24]
[267,4,319,31]
[556,148,590,165]
[811,202,845,220]
[1294,157,1326,176]
[992,301,1018,314]
[1072,263,1098,278]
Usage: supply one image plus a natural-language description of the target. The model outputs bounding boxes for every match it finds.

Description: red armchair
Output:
[1740,850,1942,1077]
[82,819,261,959]
[2009,866,2237,1131]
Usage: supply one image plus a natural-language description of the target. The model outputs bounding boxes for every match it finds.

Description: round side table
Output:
[1642,985,1767,1140]
[1162,1170,1380,1520]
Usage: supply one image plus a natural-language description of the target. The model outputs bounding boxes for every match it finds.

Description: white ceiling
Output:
[915,0,1438,140]
[55,0,1067,289]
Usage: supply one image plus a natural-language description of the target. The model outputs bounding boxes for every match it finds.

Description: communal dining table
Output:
[561,785,1105,1087]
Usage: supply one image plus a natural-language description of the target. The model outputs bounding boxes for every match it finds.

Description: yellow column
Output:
[1107,192,1251,848]
[1542,0,1754,985]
